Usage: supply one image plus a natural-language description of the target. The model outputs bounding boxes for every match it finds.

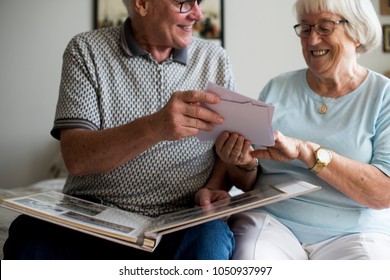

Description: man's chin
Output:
[176,36,193,48]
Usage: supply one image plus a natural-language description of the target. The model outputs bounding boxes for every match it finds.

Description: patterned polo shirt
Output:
[51,18,236,217]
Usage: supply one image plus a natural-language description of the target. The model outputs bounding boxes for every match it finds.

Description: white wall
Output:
[0,0,92,188]
[225,0,305,98]
[0,0,389,188]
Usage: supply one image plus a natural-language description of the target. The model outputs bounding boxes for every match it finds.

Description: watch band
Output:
[309,147,332,174]
[310,161,325,174]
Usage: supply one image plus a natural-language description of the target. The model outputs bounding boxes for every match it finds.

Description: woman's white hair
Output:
[122,0,134,19]
[294,0,382,54]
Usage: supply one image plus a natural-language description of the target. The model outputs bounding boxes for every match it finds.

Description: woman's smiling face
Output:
[299,12,358,77]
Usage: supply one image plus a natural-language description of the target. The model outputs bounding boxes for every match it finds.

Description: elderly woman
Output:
[216,0,390,259]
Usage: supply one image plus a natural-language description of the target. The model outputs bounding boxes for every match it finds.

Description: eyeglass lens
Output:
[180,0,203,13]
[295,21,338,37]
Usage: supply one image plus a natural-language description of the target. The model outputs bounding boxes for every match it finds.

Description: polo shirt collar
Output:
[120,18,188,65]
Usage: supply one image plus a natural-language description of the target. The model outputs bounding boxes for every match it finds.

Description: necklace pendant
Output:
[319,104,327,114]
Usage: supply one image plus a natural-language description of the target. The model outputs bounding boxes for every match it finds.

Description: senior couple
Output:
[4,0,390,260]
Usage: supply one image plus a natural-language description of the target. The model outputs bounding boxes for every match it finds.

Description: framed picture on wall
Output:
[94,0,127,29]
[383,25,390,53]
[380,0,390,15]
[94,0,224,46]
[193,0,224,46]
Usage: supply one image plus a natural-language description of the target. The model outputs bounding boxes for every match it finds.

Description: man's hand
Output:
[151,90,224,141]
[195,187,231,206]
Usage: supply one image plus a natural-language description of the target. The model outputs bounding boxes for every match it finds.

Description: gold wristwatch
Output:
[310,147,332,174]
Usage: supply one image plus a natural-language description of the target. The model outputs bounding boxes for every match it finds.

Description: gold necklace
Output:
[318,67,359,114]
[318,99,328,114]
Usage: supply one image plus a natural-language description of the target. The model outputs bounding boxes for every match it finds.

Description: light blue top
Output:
[255,68,390,244]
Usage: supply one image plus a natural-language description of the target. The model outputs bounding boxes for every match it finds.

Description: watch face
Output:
[317,149,332,163]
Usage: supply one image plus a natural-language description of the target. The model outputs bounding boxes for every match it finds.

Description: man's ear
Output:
[134,0,148,17]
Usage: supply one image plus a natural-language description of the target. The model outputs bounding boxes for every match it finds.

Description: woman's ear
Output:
[134,0,149,17]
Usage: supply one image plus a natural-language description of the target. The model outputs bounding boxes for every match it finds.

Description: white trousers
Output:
[229,211,390,260]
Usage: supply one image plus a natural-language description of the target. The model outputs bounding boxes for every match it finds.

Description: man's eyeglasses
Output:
[293,19,349,38]
[172,0,203,13]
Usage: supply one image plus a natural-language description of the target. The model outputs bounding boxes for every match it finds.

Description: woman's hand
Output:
[251,130,315,167]
[215,131,257,170]
[214,132,259,192]
[253,131,390,209]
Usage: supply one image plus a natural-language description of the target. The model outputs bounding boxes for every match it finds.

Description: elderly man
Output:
[4,0,235,260]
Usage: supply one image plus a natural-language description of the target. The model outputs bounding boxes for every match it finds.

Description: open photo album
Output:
[0,179,320,252]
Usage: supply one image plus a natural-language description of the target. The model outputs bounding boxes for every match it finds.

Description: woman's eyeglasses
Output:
[293,19,349,38]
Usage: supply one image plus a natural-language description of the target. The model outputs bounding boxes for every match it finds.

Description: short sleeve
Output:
[51,35,101,139]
